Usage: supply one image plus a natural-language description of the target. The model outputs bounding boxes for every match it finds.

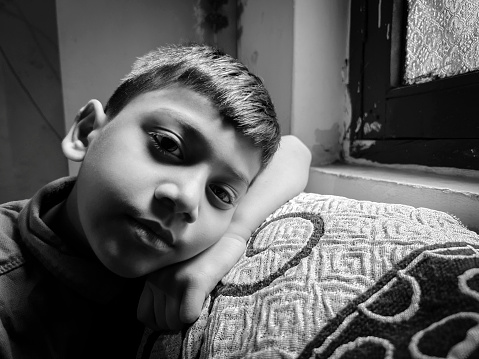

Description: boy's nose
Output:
[153,172,203,224]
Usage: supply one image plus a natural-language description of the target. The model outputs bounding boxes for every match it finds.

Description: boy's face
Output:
[74,86,262,278]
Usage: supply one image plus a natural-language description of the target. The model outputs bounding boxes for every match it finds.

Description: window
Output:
[348,0,479,171]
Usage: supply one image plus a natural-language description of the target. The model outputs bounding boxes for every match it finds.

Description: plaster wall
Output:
[236,0,350,163]
[236,0,294,135]
[291,0,350,166]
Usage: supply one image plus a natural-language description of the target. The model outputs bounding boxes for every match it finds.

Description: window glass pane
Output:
[404,0,479,84]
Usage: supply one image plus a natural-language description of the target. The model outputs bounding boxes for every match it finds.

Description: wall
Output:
[0,0,67,202]
[291,0,350,166]
[56,0,237,175]
[236,0,294,135]
[237,0,350,163]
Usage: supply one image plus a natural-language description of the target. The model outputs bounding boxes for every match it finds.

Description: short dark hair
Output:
[104,43,280,167]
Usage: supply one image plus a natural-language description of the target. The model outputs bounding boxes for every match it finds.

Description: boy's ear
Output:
[62,99,108,162]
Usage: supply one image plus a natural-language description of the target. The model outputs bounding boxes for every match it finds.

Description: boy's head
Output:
[59,44,281,278]
[104,43,280,168]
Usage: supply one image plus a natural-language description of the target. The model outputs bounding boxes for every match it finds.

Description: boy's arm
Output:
[137,135,312,330]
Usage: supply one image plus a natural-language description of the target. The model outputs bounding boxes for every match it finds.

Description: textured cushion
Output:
[137,192,479,359]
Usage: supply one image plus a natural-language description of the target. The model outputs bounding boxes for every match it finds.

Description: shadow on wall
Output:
[0,0,67,203]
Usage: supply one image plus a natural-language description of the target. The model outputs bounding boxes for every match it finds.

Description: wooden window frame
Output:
[348,0,479,171]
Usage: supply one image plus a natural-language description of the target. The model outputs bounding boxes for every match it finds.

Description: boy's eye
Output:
[209,184,236,207]
[148,131,183,159]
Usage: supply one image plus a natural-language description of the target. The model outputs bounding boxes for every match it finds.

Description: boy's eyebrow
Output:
[159,109,252,187]
[224,162,252,188]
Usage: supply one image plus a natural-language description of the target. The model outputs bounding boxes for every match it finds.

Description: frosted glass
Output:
[404,0,479,84]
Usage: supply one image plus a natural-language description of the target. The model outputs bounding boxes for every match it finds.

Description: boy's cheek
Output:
[204,209,234,241]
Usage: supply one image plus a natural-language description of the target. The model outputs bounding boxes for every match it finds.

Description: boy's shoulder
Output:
[0,199,29,275]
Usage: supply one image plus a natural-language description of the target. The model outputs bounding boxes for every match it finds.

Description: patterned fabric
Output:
[405,0,479,84]
[296,243,479,358]
[138,192,479,358]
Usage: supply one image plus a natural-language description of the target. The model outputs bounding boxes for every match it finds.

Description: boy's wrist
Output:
[224,222,253,244]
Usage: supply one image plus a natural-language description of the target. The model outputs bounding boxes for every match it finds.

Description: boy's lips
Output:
[130,217,175,248]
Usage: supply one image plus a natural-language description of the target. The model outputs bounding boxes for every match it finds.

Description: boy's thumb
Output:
[180,288,208,324]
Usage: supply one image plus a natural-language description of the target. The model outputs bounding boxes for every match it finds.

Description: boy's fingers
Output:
[179,287,207,324]
[151,286,169,330]
[165,295,182,330]
[137,284,158,329]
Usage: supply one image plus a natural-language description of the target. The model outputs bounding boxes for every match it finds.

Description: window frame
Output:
[348,0,479,171]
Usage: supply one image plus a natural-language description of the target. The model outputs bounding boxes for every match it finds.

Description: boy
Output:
[0,44,311,358]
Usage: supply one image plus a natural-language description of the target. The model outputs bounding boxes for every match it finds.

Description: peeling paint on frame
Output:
[363,121,382,135]
[352,140,377,153]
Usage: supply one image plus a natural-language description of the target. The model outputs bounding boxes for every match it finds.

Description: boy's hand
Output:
[137,233,247,330]
[137,261,211,331]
